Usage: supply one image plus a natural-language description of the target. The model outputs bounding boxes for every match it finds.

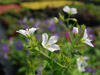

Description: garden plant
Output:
[2,6,99,75]
[16,6,96,75]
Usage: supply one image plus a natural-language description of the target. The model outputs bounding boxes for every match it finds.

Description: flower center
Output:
[46,43,50,47]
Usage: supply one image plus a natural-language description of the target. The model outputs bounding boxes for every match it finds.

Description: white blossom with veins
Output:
[16,27,38,36]
[42,33,60,52]
[77,56,89,72]
[63,6,77,15]
[81,29,94,47]
[73,27,78,34]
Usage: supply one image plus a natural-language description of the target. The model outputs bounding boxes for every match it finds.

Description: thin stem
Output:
[67,15,70,25]
[35,47,67,69]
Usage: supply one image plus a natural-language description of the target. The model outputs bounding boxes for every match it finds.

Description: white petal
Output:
[48,36,58,45]
[77,58,80,61]
[73,27,78,34]
[82,29,88,40]
[16,30,26,36]
[42,33,48,48]
[78,62,87,72]
[78,66,85,72]
[63,6,70,13]
[47,44,60,52]
[84,39,94,47]
[29,27,38,34]
[70,8,77,14]
[77,60,88,72]
[83,56,89,60]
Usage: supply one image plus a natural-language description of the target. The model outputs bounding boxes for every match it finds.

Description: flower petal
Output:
[83,56,89,60]
[73,27,78,34]
[77,57,88,72]
[29,27,38,34]
[82,29,88,40]
[77,61,88,72]
[71,8,77,14]
[42,33,48,48]
[63,6,70,13]
[16,30,26,36]
[84,39,94,47]
[48,36,58,45]
[47,44,60,52]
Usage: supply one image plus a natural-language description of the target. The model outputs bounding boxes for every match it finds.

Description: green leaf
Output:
[59,13,64,21]
[18,67,26,73]
[43,60,48,69]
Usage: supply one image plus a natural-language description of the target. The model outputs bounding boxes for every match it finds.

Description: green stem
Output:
[35,47,67,69]
[67,15,70,25]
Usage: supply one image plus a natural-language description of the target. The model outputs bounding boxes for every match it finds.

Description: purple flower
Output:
[29,17,34,23]
[54,33,59,37]
[89,34,94,40]
[44,19,48,24]
[4,53,8,59]
[26,38,29,42]
[86,67,96,75]
[86,27,91,33]
[2,44,9,53]
[37,66,42,75]
[18,20,22,26]
[57,19,63,25]
[48,19,55,25]
[34,21,40,27]
[9,37,14,45]
[24,25,28,29]
[2,44,9,59]
[86,27,94,40]
[14,40,23,50]
[35,34,41,41]
[22,17,27,24]
[48,25,56,32]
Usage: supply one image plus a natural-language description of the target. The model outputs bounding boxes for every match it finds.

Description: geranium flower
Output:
[81,29,94,47]
[48,25,56,32]
[86,67,96,75]
[63,6,77,15]
[42,33,60,52]
[2,44,9,53]
[14,40,23,50]
[16,27,38,37]
[77,56,89,72]
[2,44,9,59]
[73,27,78,34]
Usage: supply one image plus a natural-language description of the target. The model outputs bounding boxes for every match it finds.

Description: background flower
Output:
[14,40,23,50]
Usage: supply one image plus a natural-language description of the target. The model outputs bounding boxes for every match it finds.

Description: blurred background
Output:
[0,0,100,75]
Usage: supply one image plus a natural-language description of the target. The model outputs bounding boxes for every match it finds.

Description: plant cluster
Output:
[15,6,96,75]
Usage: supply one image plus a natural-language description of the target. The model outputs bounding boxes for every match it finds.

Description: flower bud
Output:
[73,27,78,34]
[53,17,58,23]
[72,18,77,22]
[81,24,86,30]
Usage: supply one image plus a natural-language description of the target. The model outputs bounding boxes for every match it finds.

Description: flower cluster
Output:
[16,6,95,75]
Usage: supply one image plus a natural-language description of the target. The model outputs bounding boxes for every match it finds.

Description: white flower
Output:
[81,29,94,47]
[42,33,60,52]
[77,56,89,72]
[63,6,77,15]
[16,27,38,36]
[73,27,78,34]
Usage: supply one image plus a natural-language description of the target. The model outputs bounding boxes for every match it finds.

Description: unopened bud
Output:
[53,17,58,23]
[73,27,78,34]
[72,18,77,22]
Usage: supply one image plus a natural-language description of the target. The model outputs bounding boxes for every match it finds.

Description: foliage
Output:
[2,5,100,75]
